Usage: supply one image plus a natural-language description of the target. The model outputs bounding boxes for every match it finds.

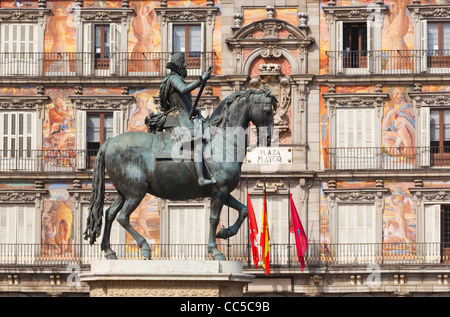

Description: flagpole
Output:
[246,177,251,268]
[288,176,291,268]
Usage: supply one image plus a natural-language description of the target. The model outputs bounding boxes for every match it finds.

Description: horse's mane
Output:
[209,89,277,128]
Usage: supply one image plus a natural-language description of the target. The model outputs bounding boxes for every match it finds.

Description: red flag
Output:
[260,191,270,275]
[289,191,307,272]
[247,190,259,268]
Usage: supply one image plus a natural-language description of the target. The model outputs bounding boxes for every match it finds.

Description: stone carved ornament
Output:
[249,63,290,127]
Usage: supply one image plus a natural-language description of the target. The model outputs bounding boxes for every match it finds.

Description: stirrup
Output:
[198,178,216,186]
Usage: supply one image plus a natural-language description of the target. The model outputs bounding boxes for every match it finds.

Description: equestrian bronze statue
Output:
[84,52,277,261]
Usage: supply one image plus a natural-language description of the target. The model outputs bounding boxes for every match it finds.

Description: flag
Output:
[289,191,308,272]
[247,190,259,268]
[260,191,270,275]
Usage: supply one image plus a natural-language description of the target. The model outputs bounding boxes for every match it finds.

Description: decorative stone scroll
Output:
[0,189,47,212]
[226,18,314,75]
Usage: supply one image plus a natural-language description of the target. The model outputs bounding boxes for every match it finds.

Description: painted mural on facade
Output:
[319,0,448,256]
[0,0,229,250]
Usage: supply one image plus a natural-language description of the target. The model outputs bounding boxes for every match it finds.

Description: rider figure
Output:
[157,52,216,187]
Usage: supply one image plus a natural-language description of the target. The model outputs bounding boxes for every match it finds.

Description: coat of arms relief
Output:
[250,63,291,129]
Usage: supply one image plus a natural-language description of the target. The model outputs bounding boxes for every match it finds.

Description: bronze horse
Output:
[84,89,277,260]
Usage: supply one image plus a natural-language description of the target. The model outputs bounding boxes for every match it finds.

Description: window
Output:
[165,204,208,259]
[94,25,110,70]
[335,108,376,169]
[337,203,376,263]
[342,23,367,69]
[423,204,450,263]
[0,111,36,170]
[0,204,36,244]
[0,23,38,75]
[173,25,202,69]
[430,110,450,164]
[82,23,120,75]
[86,112,113,168]
[427,22,450,68]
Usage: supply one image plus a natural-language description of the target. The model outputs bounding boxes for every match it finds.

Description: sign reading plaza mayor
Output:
[246,146,292,165]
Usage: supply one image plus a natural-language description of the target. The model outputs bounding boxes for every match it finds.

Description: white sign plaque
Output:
[246,147,292,164]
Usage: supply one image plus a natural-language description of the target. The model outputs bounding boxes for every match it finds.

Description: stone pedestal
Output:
[80,260,254,297]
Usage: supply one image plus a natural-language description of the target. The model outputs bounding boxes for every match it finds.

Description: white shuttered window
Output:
[336,108,376,169]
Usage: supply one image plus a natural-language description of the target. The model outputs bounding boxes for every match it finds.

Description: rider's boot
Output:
[195,162,216,186]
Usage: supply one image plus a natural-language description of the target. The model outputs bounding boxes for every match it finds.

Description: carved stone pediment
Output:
[322,5,388,23]
[409,188,450,201]
[68,188,118,204]
[0,95,51,119]
[250,63,290,127]
[226,18,314,50]
[69,7,135,23]
[408,4,450,21]
[227,18,314,75]
[323,188,389,202]
[0,8,51,23]
[155,6,219,26]
[322,92,389,119]
[408,91,450,106]
[70,95,135,112]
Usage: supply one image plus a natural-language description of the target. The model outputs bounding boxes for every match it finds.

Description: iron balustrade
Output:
[0,52,218,77]
[326,50,450,75]
[325,146,450,171]
[1,242,449,268]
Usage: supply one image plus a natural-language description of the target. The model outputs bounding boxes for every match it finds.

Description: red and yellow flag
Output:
[260,191,270,275]
[247,190,259,268]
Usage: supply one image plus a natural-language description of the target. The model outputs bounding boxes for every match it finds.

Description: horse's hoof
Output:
[210,250,226,261]
[141,248,152,260]
[105,252,118,260]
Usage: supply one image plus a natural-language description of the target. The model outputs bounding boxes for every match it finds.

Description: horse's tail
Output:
[84,138,112,245]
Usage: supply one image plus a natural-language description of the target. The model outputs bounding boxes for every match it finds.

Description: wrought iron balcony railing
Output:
[325,146,450,171]
[326,50,450,75]
[0,51,218,78]
[1,242,449,269]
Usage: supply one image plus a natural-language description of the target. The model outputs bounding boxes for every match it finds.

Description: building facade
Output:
[0,0,449,297]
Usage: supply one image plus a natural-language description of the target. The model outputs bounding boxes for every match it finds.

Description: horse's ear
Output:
[261,84,271,97]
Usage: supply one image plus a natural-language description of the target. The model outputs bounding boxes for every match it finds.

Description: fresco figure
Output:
[382,87,415,153]
[131,1,157,72]
[385,0,411,70]
[128,93,152,132]
[48,97,71,150]
[384,191,414,243]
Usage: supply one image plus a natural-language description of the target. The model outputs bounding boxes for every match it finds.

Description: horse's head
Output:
[249,88,278,146]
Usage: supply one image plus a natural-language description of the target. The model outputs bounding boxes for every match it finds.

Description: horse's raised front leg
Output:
[208,191,227,260]
[216,194,248,240]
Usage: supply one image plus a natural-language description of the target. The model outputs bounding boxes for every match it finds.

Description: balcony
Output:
[326,50,450,76]
[0,52,218,78]
[325,147,450,171]
[1,242,449,268]
[0,149,98,173]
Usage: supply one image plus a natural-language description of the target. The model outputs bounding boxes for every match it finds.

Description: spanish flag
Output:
[247,190,259,268]
[260,191,270,275]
